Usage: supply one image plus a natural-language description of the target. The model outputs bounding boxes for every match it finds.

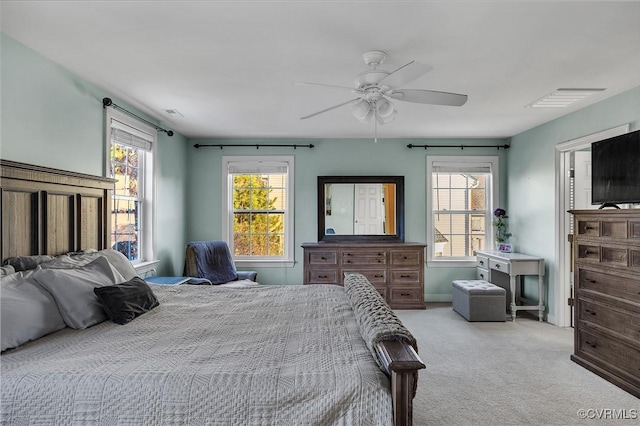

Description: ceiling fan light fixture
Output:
[377,109,397,125]
[376,98,395,118]
[352,99,372,121]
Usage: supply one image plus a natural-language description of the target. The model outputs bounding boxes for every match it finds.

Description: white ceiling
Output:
[2,0,639,140]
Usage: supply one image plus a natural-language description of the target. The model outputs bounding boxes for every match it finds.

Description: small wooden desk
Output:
[475,250,545,322]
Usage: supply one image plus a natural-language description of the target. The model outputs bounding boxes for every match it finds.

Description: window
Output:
[222,156,294,267]
[426,156,499,266]
[105,108,155,266]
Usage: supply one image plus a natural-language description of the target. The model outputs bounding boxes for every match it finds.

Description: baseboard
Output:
[425,294,453,303]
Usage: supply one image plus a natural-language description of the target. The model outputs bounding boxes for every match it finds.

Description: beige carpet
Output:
[395,304,639,426]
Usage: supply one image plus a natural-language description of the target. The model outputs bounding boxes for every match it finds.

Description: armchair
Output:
[184,241,257,284]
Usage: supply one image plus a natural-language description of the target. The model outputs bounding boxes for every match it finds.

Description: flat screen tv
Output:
[591,129,640,208]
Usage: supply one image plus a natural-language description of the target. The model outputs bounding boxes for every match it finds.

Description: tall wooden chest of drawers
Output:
[569,209,640,398]
[302,242,426,309]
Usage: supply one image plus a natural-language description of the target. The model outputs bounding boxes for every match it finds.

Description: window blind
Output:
[110,119,153,151]
[432,162,493,173]
[228,161,289,174]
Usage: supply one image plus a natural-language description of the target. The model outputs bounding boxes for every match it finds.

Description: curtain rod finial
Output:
[102,97,112,107]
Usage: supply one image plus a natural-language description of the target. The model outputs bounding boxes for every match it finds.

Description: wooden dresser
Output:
[569,209,640,398]
[302,242,426,309]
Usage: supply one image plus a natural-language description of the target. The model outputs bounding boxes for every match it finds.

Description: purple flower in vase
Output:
[492,208,512,243]
[494,208,507,218]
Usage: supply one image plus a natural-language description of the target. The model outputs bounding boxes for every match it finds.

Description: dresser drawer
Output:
[578,298,640,342]
[391,250,421,266]
[391,269,420,284]
[476,267,489,281]
[577,244,600,262]
[576,327,640,387]
[600,245,628,267]
[307,250,338,265]
[341,250,387,266]
[389,287,423,305]
[577,219,600,237]
[489,259,510,274]
[601,220,628,239]
[578,268,640,304]
[343,269,387,285]
[476,255,489,269]
[306,269,339,285]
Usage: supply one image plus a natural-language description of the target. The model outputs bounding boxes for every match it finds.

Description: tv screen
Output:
[591,129,640,206]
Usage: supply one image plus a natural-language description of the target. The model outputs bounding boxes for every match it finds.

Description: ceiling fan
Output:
[298,50,467,128]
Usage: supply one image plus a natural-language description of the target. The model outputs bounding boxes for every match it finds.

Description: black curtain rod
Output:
[407,143,510,150]
[194,143,314,149]
[102,98,174,137]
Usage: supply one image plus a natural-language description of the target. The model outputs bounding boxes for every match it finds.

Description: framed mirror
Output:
[317,176,404,242]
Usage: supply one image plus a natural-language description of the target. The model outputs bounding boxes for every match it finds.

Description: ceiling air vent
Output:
[529,88,605,108]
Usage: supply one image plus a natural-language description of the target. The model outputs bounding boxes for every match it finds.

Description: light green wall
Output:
[508,87,640,318]
[0,34,189,276]
[186,138,509,298]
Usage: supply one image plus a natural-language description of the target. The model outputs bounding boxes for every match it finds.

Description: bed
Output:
[0,160,425,425]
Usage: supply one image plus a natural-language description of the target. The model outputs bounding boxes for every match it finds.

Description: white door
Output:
[354,184,385,234]
[574,151,596,210]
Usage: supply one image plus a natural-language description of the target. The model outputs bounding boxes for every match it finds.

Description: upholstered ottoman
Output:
[452,280,506,322]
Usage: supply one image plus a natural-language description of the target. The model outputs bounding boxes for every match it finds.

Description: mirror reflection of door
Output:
[354,184,385,234]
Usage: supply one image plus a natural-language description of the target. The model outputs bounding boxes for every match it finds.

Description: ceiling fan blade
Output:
[387,89,468,106]
[300,98,360,120]
[377,61,433,88]
[295,82,360,93]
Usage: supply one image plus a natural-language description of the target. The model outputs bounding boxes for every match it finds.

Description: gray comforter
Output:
[1,283,400,425]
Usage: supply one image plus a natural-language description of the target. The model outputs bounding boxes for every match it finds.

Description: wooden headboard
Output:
[1,160,114,263]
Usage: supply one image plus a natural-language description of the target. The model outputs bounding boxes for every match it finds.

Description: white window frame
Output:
[222,155,295,268]
[426,155,499,267]
[105,107,157,274]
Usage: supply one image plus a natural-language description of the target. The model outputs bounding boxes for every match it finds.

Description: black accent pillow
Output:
[94,277,159,325]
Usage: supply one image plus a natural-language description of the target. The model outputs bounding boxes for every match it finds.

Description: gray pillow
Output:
[97,249,138,281]
[32,256,125,329]
[1,270,67,351]
[3,255,54,272]
[40,249,138,281]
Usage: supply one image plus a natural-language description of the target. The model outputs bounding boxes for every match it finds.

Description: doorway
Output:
[554,124,629,327]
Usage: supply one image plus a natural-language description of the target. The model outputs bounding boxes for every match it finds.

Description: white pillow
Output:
[33,256,125,329]
[1,270,67,351]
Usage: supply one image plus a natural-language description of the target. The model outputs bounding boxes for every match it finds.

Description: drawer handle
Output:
[585,340,597,349]
[374,274,383,278]
[400,274,411,278]
[585,279,597,284]
[320,256,326,260]
[404,256,408,260]
[400,292,410,297]
[479,274,485,279]
[584,225,593,230]
[345,260,351,263]
[495,264,500,269]
[377,260,382,263]
[584,309,596,316]
[318,275,328,279]
[479,260,484,266]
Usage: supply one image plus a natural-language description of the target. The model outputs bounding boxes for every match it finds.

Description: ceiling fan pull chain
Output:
[374,115,378,143]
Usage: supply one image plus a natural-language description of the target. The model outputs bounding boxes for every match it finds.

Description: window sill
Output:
[133,259,160,278]
[235,259,295,268]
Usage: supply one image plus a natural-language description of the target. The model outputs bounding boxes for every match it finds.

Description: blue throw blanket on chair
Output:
[189,241,238,284]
